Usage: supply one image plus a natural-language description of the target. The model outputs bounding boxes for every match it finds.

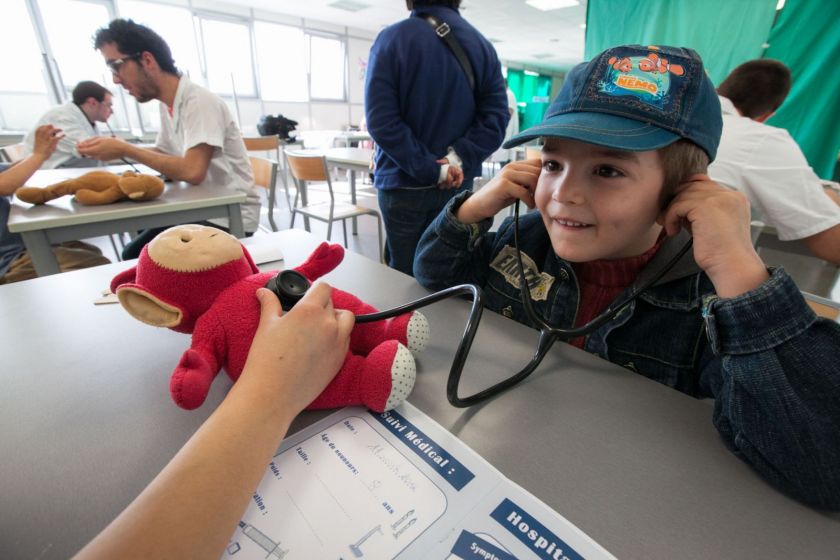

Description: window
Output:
[118,1,202,82]
[117,0,205,132]
[254,21,307,102]
[309,34,346,100]
[38,0,113,91]
[36,0,135,130]
[198,17,255,97]
[0,0,47,93]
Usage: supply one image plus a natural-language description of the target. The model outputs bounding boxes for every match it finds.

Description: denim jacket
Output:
[414,192,840,510]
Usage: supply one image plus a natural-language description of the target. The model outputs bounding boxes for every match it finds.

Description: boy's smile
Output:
[535,137,665,262]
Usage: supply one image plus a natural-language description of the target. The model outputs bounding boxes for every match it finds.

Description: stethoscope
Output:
[266,203,693,408]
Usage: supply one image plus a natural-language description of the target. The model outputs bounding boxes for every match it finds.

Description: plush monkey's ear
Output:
[111,266,137,294]
[116,285,184,328]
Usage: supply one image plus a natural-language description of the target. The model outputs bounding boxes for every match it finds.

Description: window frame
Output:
[194,10,259,100]
[306,29,348,103]
[2,0,359,135]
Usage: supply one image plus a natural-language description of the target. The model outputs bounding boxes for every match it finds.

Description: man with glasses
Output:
[77,19,259,260]
[23,81,113,169]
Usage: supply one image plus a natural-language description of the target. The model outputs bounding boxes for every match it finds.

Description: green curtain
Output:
[584,0,777,84]
[506,70,553,130]
[765,0,840,179]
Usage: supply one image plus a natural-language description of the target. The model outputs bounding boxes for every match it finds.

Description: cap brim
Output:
[503,111,681,151]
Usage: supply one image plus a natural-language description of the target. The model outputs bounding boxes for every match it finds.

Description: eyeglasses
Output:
[106,53,142,75]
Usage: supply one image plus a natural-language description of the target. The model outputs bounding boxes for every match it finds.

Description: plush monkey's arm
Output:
[170,314,226,410]
[293,242,344,281]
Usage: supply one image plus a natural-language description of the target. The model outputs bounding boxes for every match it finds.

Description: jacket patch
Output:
[490,245,555,301]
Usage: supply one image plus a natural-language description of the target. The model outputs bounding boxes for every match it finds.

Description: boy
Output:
[414,45,840,510]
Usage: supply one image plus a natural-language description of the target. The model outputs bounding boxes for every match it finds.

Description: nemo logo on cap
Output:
[600,48,684,109]
[615,74,658,95]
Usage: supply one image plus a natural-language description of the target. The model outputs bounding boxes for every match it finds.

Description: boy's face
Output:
[535,137,665,262]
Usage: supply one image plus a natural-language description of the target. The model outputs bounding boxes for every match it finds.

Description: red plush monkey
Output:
[110,225,429,411]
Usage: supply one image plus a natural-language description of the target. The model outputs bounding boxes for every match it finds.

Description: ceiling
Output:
[225,0,587,72]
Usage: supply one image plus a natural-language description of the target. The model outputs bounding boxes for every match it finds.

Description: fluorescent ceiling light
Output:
[776,0,785,9]
[328,0,370,12]
[524,69,540,76]
[525,0,580,11]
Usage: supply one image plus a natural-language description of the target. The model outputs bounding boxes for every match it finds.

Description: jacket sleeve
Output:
[413,191,497,289]
[698,268,840,510]
[365,34,441,186]
[450,49,510,172]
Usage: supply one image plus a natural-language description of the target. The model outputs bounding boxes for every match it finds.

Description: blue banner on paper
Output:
[490,498,585,560]
[451,530,518,560]
[372,409,475,490]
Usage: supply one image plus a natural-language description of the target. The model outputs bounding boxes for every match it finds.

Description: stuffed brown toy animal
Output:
[16,170,164,206]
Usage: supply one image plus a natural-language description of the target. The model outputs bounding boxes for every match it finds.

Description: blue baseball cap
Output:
[504,45,722,161]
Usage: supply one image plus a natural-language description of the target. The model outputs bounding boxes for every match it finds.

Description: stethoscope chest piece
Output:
[265,270,311,311]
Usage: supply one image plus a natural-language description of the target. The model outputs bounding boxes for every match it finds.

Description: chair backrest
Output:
[243,135,280,152]
[802,292,840,322]
[1,142,26,163]
[285,150,329,182]
[249,156,277,190]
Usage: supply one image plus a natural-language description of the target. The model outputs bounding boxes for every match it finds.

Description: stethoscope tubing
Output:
[353,204,693,407]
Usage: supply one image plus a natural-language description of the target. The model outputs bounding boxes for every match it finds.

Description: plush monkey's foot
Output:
[384,311,430,354]
[307,341,417,412]
[383,343,416,410]
[357,340,416,412]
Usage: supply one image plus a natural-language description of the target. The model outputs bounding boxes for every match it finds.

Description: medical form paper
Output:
[223,403,616,560]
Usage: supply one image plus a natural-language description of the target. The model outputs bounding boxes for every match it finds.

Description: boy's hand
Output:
[77,136,130,161]
[456,158,541,224]
[32,125,63,159]
[658,174,768,298]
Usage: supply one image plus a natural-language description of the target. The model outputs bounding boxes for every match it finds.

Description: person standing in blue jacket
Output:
[365,0,509,275]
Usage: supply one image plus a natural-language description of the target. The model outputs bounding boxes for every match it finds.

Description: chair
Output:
[243,135,280,155]
[284,149,383,262]
[249,156,279,232]
[802,292,840,322]
[1,142,26,163]
[243,135,295,213]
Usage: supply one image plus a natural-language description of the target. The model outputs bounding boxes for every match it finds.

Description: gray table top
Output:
[8,165,245,233]
[1,229,837,559]
[287,147,373,170]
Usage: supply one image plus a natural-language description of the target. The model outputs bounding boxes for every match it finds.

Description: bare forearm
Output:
[824,186,840,207]
[0,154,49,196]
[123,144,208,184]
[803,225,840,265]
[75,374,297,560]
